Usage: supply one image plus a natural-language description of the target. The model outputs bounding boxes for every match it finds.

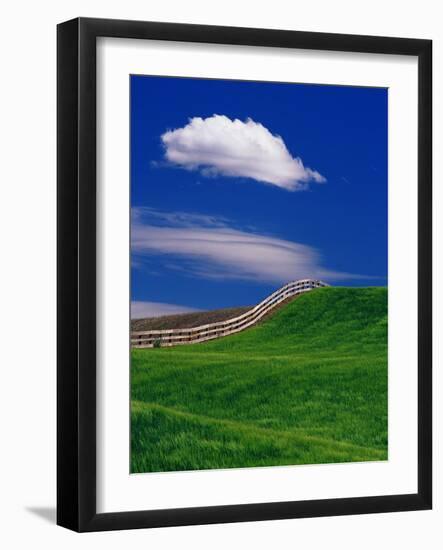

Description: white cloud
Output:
[132,207,229,229]
[161,115,326,191]
[132,208,362,284]
[131,301,200,319]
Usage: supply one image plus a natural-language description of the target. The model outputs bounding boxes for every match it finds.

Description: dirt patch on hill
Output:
[131,293,306,332]
[131,305,252,331]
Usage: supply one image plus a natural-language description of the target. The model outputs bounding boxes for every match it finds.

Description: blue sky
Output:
[131,75,387,318]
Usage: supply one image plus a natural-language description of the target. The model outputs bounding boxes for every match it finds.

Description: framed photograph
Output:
[57,17,432,532]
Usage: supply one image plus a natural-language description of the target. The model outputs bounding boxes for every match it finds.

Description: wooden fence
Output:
[131,279,329,348]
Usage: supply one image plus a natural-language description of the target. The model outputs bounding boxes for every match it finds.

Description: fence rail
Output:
[131,279,329,348]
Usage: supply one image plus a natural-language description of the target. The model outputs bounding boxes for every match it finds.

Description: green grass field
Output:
[131,287,388,473]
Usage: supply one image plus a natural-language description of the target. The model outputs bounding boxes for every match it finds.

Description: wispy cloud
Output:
[132,207,229,229]
[131,208,363,284]
[161,115,326,191]
[131,300,200,319]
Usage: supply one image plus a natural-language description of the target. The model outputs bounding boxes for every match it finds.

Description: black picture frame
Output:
[57,17,432,532]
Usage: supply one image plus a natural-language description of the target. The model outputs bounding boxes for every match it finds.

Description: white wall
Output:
[0,0,440,547]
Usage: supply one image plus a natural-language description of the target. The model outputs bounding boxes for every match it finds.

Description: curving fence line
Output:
[131,279,329,349]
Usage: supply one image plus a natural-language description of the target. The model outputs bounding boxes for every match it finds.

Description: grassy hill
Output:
[131,287,388,473]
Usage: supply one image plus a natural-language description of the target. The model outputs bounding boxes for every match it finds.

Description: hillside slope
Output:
[131,287,388,473]
[131,304,252,331]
